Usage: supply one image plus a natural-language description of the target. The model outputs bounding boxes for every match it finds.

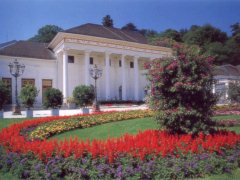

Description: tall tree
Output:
[145,44,217,135]
[159,29,182,42]
[121,23,138,31]
[139,29,158,37]
[102,15,114,28]
[231,22,240,36]
[29,25,63,43]
[183,24,228,46]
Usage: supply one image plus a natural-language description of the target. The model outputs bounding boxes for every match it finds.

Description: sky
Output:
[0,0,240,44]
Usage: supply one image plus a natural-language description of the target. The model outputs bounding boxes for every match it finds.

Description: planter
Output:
[67,103,76,109]
[26,109,33,118]
[0,109,3,118]
[51,108,59,116]
[82,107,89,114]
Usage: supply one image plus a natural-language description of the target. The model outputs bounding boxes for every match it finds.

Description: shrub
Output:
[43,88,63,109]
[145,44,217,135]
[73,85,94,107]
[19,85,39,109]
[0,80,10,110]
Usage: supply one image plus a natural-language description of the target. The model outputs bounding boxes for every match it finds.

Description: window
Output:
[2,78,12,104]
[90,57,94,64]
[130,61,134,68]
[119,60,122,67]
[68,56,74,63]
[22,79,35,88]
[42,79,52,104]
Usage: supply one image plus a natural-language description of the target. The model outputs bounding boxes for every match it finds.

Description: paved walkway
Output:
[3,104,148,118]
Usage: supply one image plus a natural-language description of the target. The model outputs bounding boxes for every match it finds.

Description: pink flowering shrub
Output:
[145,44,217,135]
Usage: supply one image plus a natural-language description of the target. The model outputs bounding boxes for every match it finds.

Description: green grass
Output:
[213,114,240,120]
[51,115,240,141]
[0,118,29,130]
[50,117,158,141]
[0,172,18,180]
[199,168,240,180]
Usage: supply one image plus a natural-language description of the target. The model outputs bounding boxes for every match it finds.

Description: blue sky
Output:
[0,0,239,43]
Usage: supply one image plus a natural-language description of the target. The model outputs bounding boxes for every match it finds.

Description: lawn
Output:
[50,117,157,141]
[1,114,240,180]
[51,115,240,141]
[0,118,29,130]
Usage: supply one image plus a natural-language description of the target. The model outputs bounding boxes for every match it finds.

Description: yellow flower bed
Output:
[28,110,154,140]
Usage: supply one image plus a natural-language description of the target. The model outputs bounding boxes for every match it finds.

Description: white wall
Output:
[0,56,57,107]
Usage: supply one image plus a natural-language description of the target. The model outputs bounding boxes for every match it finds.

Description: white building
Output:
[213,64,240,104]
[0,23,171,107]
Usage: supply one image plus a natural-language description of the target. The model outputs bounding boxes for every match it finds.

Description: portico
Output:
[59,48,157,102]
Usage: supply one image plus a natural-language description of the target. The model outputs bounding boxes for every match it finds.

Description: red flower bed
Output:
[1,113,240,163]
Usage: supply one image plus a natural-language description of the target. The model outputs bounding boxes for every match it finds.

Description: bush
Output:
[145,44,217,135]
[73,85,94,107]
[43,88,63,109]
[19,85,39,109]
[0,80,10,110]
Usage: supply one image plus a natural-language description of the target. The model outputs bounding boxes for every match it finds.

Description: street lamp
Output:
[89,64,102,112]
[8,59,25,115]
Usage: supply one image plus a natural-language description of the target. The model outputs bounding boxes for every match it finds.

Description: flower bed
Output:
[26,110,154,140]
[1,110,240,179]
[1,145,240,179]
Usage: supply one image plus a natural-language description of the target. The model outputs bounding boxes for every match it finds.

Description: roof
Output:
[0,40,17,49]
[65,23,148,44]
[0,41,56,60]
[213,64,240,77]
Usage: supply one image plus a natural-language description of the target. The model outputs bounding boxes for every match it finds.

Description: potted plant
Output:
[67,96,76,109]
[73,85,94,114]
[43,88,63,116]
[19,84,39,118]
[0,80,10,118]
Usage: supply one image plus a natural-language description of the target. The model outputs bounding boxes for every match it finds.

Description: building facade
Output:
[0,23,171,107]
[213,64,240,104]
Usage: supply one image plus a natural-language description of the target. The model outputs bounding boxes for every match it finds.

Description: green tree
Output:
[159,29,182,42]
[43,88,63,109]
[231,22,240,36]
[183,24,227,46]
[102,15,114,28]
[19,85,39,109]
[145,44,217,135]
[73,85,94,107]
[121,23,138,31]
[0,80,10,110]
[29,25,63,43]
[139,29,158,37]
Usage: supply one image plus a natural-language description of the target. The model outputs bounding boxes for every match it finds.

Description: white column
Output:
[225,81,229,99]
[134,56,139,101]
[84,51,90,85]
[62,50,68,103]
[212,83,216,94]
[105,52,110,100]
[121,54,127,100]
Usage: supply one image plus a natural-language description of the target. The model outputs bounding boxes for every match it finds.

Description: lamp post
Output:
[8,59,25,115]
[89,64,102,112]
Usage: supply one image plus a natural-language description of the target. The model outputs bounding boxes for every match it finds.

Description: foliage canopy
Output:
[19,85,39,109]
[73,85,95,107]
[0,81,10,110]
[29,25,63,43]
[145,44,217,135]
[43,88,63,109]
